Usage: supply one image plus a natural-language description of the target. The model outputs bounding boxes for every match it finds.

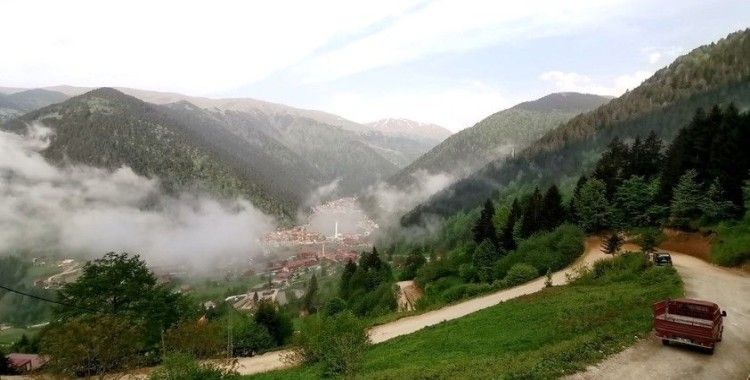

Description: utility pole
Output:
[227,310,233,358]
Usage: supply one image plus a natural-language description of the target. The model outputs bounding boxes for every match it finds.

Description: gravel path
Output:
[565,250,750,380]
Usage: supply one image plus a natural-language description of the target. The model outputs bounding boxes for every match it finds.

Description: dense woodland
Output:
[389,93,610,187]
[405,29,750,223]
[385,104,750,309]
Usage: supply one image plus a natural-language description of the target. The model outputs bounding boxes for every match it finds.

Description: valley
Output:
[1,13,749,380]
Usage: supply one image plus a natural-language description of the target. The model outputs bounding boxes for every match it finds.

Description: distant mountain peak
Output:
[366,118,452,141]
[514,92,614,112]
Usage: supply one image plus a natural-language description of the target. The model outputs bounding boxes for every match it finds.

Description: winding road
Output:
[235,237,615,375]
[565,250,750,380]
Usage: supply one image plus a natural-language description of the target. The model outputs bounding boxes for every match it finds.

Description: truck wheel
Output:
[661,339,669,346]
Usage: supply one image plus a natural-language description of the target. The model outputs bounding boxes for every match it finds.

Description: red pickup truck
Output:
[653,298,727,354]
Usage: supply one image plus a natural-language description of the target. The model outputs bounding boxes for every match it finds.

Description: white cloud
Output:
[642,46,684,65]
[0,0,419,95]
[321,81,509,131]
[539,70,652,96]
[294,0,630,83]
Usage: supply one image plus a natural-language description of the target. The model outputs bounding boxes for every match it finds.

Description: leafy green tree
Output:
[574,178,611,232]
[399,249,427,280]
[10,334,40,354]
[55,253,192,348]
[254,300,293,346]
[229,313,274,357]
[302,274,319,314]
[472,199,498,246]
[602,233,624,256]
[669,169,703,228]
[292,311,370,378]
[639,229,660,255]
[41,314,145,377]
[323,297,347,316]
[473,240,499,282]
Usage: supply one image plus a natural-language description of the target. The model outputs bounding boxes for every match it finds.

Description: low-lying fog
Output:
[0,123,274,271]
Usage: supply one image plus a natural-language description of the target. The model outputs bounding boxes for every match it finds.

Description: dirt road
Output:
[566,251,750,380]
[235,237,612,375]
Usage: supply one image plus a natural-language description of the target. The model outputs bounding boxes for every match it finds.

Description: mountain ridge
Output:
[388,92,611,187]
[403,28,750,225]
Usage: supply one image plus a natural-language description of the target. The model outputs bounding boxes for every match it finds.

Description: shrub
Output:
[711,215,750,266]
[230,314,274,357]
[164,320,224,358]
[293,311,370,378]
[254,301,293,346]
[41,314,145,377]
[149,353,238,380]
[494,225,584,278]
[349,282,397,317]
[323,297,347,316]
[502,263,538,287]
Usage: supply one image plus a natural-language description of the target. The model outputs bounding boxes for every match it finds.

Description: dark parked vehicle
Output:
[653,298,726,354]
[654,252,672,266]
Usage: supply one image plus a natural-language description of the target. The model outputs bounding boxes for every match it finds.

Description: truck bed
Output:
[656,313,714,328]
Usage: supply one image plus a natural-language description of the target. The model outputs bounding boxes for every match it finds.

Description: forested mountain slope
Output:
[3,88,320,218]
[43,86,447,169]
[192,107,401,195]
[0,89,68,122]
[389,93,610,186]
[404,29,750,224]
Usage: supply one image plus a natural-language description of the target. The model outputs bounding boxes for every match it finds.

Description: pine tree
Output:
[573,178,611,232]
[700,178,735,223]
[501,198,521,251]
[339,259,357,300]
[670,169,703,229]
[602,233,623,255]
[540,185,565,231]
[568,175,588,222]
[520,188,544,237]
[473,239,497,282]
[472,199,498,246]
[303,274,319,313]
[593,137,630,199]
[360,247,382,271]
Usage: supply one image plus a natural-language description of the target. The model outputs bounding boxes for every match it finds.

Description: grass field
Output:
[247,253,683,379]
[0,326,41,348]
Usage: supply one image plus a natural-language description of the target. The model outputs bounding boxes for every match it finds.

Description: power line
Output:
[0,283,94,312]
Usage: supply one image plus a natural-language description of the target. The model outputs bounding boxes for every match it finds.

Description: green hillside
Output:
[205,108,401,195]
[389,93,610,186]
[249,254,682,379]
[3,88,321,218]
[404,29,750,224]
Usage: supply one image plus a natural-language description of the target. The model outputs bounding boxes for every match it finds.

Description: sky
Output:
[1,0,748,131]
